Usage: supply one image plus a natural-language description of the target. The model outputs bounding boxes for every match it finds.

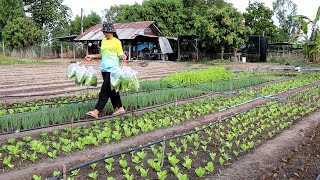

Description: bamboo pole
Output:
[63,165,67,180]
[71,116,74,141]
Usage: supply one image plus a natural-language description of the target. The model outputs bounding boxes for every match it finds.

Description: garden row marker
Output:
[71,116,74,141]
[175,98,177,116]
[63,164,67,180]
[161,136,166,168]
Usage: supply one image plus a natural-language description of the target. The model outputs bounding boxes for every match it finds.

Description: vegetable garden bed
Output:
[40,83,320,180]
[0,75,319,179]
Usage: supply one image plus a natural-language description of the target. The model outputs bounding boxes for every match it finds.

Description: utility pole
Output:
[2,41,5,56]
[81,8,84,34]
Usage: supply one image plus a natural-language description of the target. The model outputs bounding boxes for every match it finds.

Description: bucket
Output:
[242,57,246,63]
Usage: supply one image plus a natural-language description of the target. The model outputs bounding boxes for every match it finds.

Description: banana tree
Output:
[292,6,320,62]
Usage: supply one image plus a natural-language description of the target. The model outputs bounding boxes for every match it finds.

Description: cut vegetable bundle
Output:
[67,63,97,87]
[110,66,140,93]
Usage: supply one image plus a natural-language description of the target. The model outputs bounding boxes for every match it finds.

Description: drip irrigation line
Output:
[1,77,318,136]
[0,75,284,111]
[0,90,231,136]
[0,73,286,101]
[0,87,99,99]
[49,101,279,180]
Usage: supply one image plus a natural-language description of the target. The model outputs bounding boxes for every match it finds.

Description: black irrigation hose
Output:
[49,101,280,180]
[0,73,284,102]
[0,87,99,99]
[0,75,284,110]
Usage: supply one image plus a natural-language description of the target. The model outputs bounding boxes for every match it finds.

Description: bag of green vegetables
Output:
[84,66,97,87]
[110,66,139,93]
[67,62,79,78]
[75,65,87,86]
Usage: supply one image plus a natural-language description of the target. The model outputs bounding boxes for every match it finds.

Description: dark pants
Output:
[95,72,122,112]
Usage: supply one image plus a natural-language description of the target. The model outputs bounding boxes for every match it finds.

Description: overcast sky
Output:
[63,0,320,22]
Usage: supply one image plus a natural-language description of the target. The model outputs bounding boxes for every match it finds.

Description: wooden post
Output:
[86,41,89,55]
[61,42,63,59]
[71,116,74,141]
[73,42,76,60]
[63,165,67,180]
[195,38,199,61]
[175,98,177,116]
[177,40,181,61]
[4,95,8,114]
[161,136,166,167]
[2,41,5,55]
[128,41,132,61]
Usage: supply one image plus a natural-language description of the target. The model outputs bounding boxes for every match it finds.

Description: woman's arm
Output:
[84,54,102,61]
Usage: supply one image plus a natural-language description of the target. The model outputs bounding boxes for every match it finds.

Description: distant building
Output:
[74,21,174,61]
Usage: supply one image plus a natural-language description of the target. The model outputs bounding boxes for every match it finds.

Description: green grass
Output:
[0,55,59,65]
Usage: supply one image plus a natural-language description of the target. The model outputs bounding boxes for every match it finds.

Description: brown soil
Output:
[0,60,207,103]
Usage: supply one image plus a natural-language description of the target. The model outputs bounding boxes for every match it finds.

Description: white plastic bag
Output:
[110,66,139,92]
[75,65,87,86]
[84,66,97,87]
[67,62,79,78]
[110,66,121,88]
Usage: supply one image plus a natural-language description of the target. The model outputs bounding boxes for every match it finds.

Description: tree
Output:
[293,7,320,62]
[2,17,41,48]
[104,5,126,22]
[243,2,278,42]
[272,0,298,41]
[0,0,24,39]
[196,4,247,52]
[22,0,71,30]
[70,11,101,35]
[114,0,192,36]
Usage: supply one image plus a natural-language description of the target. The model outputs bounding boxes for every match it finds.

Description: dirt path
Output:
[0,61,209,102]
[206,109,320,180]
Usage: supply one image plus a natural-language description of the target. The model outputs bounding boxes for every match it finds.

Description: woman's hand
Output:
[84,55,92,62]
[120,54,127,67]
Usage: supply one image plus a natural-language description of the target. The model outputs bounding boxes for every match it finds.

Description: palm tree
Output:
[292,6,320,62]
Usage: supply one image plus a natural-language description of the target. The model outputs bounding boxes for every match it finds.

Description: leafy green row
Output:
[42,90,320,180]
[0,92,254,171]
[0,88,204,133]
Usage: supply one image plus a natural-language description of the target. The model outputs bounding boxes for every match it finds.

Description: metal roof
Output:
[74,21,162,41]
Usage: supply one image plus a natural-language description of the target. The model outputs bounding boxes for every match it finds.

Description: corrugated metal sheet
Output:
[159,37,173,54]
[74,21,160,41]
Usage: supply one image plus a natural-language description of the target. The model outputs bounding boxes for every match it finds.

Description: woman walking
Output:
[85,22,126,118]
